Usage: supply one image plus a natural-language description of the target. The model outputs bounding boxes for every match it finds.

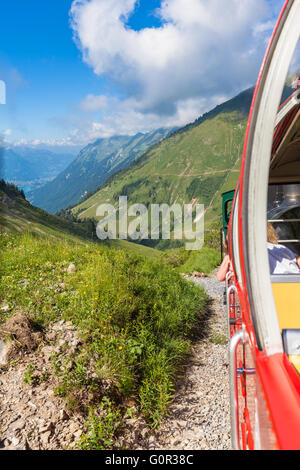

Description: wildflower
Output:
[119,346,123,351]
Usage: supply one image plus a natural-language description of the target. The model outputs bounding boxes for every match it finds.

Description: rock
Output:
[65,433,74,442]
[42,345,59,360]
[73,430,82,439]
[11,437,20,447]
[8,418,26,432]
[0,340,16,366]
[60,410,69,421]
[68,422,80,434]
[40,431,51,446]
[46,331,57,342]
[28,401,37,410]
[1,302,10,313]
[39,420,54,433]
[3,439,11,448]
[67,264,76,274]
[192,271,205,278]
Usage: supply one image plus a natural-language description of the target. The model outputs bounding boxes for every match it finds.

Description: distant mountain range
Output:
[0,146,77,192]
[28,128,175,214]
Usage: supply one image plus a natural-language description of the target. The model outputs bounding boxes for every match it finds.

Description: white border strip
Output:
[247,0,300,355]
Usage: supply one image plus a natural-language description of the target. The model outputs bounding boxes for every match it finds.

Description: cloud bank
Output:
[68,0,283,138]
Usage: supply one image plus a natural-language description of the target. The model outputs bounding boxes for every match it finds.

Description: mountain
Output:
[0,146,77,193]
[0,148,40,182]
[73,84,294,235]
[72,88,255,230]
[15,147,77,180]
[28,128,174,214]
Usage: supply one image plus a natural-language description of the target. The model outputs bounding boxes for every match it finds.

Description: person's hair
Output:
[267,222,278,244]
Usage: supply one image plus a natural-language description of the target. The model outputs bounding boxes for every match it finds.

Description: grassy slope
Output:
[0,187,161,259]
[0,230,207,446]
[162,246,220,275]
[0,189,94,243]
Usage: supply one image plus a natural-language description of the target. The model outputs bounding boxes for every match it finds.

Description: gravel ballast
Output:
[145,275,231,450]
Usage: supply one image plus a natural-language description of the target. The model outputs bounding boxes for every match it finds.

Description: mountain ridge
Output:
[72,84,293,234]
[29,128,175,213]
[72,88,255,230]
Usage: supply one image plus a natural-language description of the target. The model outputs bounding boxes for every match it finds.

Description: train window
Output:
[240,5,300,355]
[267,36,300,360]
[268,183,300,256]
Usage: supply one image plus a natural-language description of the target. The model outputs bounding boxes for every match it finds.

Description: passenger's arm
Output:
[217,255,231,282]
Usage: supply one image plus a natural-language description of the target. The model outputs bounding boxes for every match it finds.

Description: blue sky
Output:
[0,1,109,144]
[0,0,284,148]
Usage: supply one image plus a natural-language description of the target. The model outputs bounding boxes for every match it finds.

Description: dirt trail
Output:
[146,276,231,450]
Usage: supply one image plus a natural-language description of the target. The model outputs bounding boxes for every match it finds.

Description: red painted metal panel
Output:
[256,352,300,449]
[227,0,300,449]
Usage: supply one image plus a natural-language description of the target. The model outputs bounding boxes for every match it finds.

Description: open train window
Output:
[268,183,300,255]
[240,7,300,356]
[267,37,300,364]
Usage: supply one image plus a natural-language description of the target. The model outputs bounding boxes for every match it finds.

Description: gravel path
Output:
[147,276,231,450]
[192,275,225,298]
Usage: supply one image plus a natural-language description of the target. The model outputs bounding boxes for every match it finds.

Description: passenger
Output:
[267,222,300,274]
[217,238,233,282]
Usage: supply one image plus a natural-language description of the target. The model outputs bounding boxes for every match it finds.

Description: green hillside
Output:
[0,180,96,242]
[29,129,174,214]
[0,180,161,262]
[73,89,254,231]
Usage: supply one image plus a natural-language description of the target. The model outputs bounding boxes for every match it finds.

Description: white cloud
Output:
[79,94,110,111]
[70,0,282,130]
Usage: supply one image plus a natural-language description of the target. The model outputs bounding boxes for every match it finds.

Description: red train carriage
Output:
[225,0,300,450]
